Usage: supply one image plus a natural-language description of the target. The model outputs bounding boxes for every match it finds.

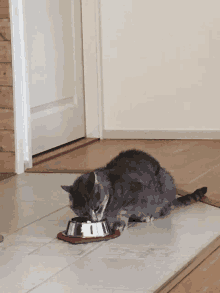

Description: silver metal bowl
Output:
[64,217,111,238]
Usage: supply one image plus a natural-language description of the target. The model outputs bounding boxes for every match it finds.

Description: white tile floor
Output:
[0,173,220,293]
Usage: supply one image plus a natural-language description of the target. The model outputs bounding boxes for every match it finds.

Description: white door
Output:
[23,0,85,155]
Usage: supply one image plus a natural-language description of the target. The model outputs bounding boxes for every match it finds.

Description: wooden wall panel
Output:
[0,129,14,152]
[0,0,9,19]
[0,19,11,40]
[0,108,14,130]
[0,63,12,85]
[0,7,9,19]
[0,41,11,62]
[0,86,13,108]
[0,152,15,172]
[0,0,9,7]
[0,0,15,173]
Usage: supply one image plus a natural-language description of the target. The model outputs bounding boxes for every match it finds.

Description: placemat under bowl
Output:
[57,230,120,244]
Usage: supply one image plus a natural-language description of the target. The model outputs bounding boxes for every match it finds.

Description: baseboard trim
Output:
[103,130,220,140]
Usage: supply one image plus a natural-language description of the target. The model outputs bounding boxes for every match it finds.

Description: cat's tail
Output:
[172,186,207,208]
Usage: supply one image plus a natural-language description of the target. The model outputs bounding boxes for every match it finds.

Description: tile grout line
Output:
[28,222,146,257]
[26,240,106,292]
[2,205,69,248]
[27,236,61,256]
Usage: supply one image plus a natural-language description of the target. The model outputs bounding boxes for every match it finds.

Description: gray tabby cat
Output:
[61,149,207,233]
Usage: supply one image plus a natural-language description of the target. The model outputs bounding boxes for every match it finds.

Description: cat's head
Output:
[61,171,110,222]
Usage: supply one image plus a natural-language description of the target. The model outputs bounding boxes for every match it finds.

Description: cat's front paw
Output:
[113,221,126,233]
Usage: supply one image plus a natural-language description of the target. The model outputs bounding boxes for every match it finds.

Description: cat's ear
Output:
[61,185,71,193]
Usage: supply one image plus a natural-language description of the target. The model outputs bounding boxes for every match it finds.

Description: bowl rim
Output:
[71,217,108,224]
[66,217,111,238]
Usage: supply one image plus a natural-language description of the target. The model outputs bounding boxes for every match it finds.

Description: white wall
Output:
[100,0,220,135]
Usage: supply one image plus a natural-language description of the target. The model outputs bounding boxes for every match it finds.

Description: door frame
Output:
[81,0,104,139]
[9,0,32,174]
[9,0,103,174]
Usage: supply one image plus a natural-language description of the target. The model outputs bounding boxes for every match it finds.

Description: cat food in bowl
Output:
[65,217,111,238]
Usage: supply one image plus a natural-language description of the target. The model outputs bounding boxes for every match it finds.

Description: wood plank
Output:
[0,63,12,85]
[0,108,14,129]
[0,0,9,7]
[0,41,11,62]
[0,129,14,152]
[0,86,13,108]
[0,7,9,19]
[0,151,15,172]
[169,246,220,292]
[0,19,10,41]
[32,138,97,165]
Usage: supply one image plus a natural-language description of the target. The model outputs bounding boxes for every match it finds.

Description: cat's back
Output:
[105,149,160,176]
